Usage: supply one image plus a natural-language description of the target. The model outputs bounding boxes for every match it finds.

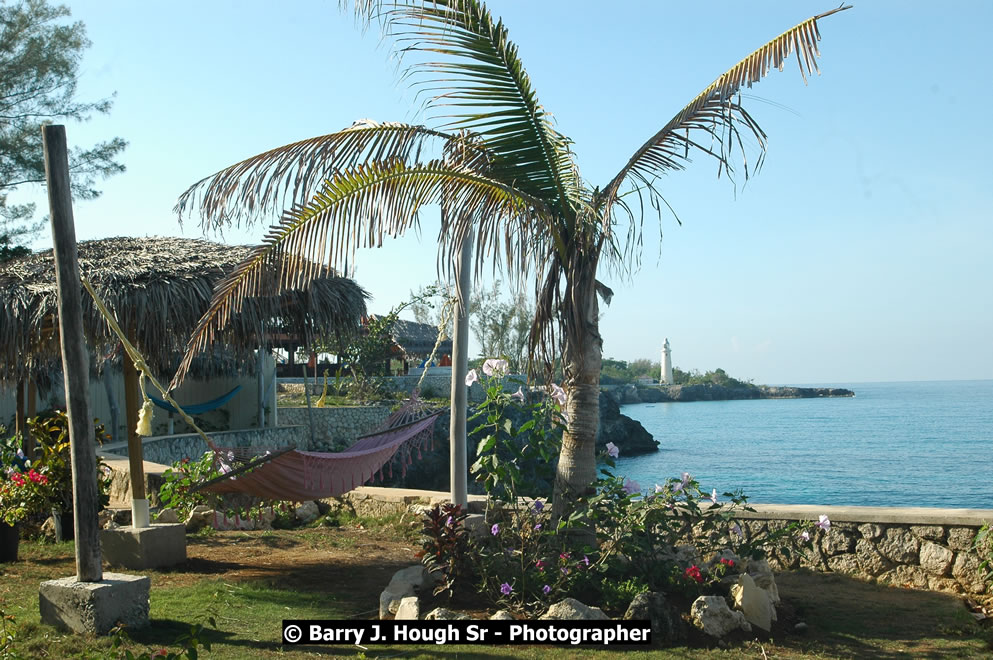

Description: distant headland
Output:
[605,383,855,405]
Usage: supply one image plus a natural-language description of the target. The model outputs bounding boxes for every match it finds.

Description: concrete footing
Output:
[39,572,150,634]
[101,523,186,569]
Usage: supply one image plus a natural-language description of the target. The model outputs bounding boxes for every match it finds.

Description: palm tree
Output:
[173,1,850,516]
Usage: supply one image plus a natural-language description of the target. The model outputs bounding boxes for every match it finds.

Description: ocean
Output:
[614,380,993,509]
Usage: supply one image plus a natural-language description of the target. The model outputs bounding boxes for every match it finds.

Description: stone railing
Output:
[737,504,990,597]
[100,425,309,467]
[278,406,391,451]
[322,490,991,599]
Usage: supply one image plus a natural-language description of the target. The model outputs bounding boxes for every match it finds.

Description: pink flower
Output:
[673,471,691,493]
[709,488,719,504]
[683,565,703,583]
[482,358,509,377]
[511,386,525,401]
[535,560,546,571]
[465,369,479,387]
[605,442,619,458]
[550,383,567,408]
[800,530,811,542]
[654,483,664,494]
[623,478,641,495]
[815,514,831,531]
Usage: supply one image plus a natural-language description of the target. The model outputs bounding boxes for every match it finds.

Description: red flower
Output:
[720,558,735,567]
[684,565,703,583]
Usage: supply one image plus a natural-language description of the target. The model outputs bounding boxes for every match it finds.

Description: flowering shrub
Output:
[0,464,51,526]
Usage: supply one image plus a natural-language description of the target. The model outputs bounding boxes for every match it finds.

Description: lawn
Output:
[1,517,990,659]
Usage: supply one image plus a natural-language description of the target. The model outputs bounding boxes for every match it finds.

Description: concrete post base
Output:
[39,572,150,634]
[101,523,186,570]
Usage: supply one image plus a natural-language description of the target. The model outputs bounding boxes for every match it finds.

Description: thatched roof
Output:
[386,318,452,358]
[0,236,369,384]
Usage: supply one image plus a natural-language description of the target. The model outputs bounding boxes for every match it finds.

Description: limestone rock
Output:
[877,528,919,564]
[113,509,133,526]
[919,541,954,576]
[730,574,775,632]
[98,510,115,529]
[379,565,429,619]
[540,598,609,621]
[40,516,57,541]
[462,514,490,539]
[858,523,884,540]
[395,596,419,620]
[827,553,860,575]
[294,501,320,524]
[951,552,987,594]
[747,559,781,605]
[623,591,685,645]
[855,539,891,576]
[490,610,515,620]
[889,565,929,590]
[185,507,214,532]
[596,392,658,456]
[155,508,179,524]
[946,527,978,552]
[690,596,751,638]
[424,607,471,621]
[822,530,855,556]
[909,525,945,542]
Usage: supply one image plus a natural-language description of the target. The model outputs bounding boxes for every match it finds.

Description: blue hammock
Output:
[149,385,242,416]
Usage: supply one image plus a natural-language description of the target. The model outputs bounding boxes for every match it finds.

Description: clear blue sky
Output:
[13,1,992,384]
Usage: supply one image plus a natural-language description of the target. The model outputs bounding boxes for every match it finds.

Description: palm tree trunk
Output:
[552,259,602,519]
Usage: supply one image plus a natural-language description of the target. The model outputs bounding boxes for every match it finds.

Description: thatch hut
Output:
[0,236,368,439]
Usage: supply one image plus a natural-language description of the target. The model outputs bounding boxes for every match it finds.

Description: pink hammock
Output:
[198,405,441,501]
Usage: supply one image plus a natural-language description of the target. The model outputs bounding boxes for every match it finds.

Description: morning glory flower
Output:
[511,386,525,401]
[605,442,619,459]
[731,523,743,537]
[815,514,831,531]
[673,471,691,493]
[542,584,551,595]
[491,523,500,536]
[800,530,811,542]
[500,582,513,595]
[465,369,479,387]
[654,483,664,494]
[482,358,509,377]
[623,478,641,495]
[534,523,542,531]
[709,489,719,504]
[533,500,544,512]
[550,383,567,407]
[446,516,453,527]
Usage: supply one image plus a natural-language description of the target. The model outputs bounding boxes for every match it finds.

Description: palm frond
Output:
[175,120,463,230]
[355,0,582,218]
[171,158,549,388]
[600,5,851,213]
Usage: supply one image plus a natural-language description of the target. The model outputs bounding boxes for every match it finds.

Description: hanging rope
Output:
[415,292,456,394]
[81,278,216,450]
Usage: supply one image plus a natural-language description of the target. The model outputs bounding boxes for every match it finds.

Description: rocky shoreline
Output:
[606,383,855,405]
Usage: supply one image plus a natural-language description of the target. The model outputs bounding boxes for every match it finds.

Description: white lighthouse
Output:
[661,338,673,385]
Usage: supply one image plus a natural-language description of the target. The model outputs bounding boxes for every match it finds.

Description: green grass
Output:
[2,534,991,659]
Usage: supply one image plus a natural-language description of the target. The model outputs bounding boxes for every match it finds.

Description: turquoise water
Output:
[615,380,993,509]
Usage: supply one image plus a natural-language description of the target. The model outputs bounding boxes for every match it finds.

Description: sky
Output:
[11,1,992,385]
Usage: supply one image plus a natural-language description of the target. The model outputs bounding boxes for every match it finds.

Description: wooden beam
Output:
[43,124,102,582]
[122,328,146,501]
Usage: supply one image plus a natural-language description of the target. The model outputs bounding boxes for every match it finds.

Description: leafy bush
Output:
[974,522,993,586]
[158,452,221,520]
[415,503,470,597]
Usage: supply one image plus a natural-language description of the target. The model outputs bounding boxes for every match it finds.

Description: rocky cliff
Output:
[609,383,854,404]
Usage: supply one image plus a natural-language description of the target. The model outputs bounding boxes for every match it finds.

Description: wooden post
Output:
[43,124,102,582]
[15,379,25,442]
[449,231,472,507]
[24,379,37,460]
[122,330,146,503]
[256,346,265,428]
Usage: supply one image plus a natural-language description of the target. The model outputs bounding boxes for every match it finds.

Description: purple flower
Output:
[491,523,500,536]
[815,514,831,531]
[542,584,551,595]
[465,369,479,387]
[511,386,525,401]
[582,555,590,566]
[533,500,544,512]
[533,523,542,531]
[445,516,453,527]
[800,530,811,542]
[605,442,619,459]
[623,478,641,495]
[482,358,509,377]
[500,582,513,595]
[561,567,569,575]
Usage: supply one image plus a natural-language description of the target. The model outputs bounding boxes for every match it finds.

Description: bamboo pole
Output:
[43,124,101,582]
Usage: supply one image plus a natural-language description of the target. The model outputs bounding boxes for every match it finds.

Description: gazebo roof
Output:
[0,236,368,384]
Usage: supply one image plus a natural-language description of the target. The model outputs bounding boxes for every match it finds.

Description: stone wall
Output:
[101,425,309,467]
[278,406,391,451]
[737,504,989,597]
